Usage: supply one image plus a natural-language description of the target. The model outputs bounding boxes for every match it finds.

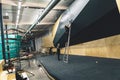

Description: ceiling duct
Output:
[24,0,60,37]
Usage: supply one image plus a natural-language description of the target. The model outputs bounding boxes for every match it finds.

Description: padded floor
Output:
[38,55,120,80]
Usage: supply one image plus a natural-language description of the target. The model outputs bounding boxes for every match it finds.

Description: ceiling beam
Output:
[3,22,54,25]
[1,0,67,10]
[31,29,46,32]
[20,22,54,25]
[1,0,17,6]
[22,2,67,10]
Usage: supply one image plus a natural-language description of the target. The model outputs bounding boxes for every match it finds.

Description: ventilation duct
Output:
[24,0,60,37]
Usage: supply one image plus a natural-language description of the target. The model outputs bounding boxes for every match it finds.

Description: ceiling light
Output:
[15,1,22,29]
[17,10,20,15]
[5,12,8,16]
[18,1,22,9]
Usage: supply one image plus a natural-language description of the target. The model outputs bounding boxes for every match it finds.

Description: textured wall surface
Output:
[61,34,120,59]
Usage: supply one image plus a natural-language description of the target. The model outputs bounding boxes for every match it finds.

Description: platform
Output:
[38,55,120,80]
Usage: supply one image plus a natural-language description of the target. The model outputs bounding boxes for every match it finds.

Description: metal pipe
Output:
[24,0,60,37]
[60,0,90,29]
[5,25,10,64]
[0,3,6,63]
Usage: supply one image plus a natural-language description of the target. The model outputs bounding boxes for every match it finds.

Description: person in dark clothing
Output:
[57,43,61,61]
[49,47,53,55]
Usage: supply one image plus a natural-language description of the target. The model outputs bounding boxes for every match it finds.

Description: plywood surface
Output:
[61,34,120,59]
[116,0,120,13]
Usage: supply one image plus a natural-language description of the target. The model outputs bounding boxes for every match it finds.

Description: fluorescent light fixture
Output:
[15,1,22,29]
[17,10,20,15]
[116,0,120,13]
[5,12,8,16]
[18,1,22,9]
[16,20,18,24]
[16,14,19,21]
[15,24,18,29]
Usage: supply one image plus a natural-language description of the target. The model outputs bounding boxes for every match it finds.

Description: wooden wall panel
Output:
[41,32,120,59]
[41,14,120,59]
[70,48,86,56]
[0,60,4,73]
[105,35,120,58]
[61,34,120,59]
[52,16,61,41]
[116,0,120,13]
[41,16,61,48]
[42,33,53,47]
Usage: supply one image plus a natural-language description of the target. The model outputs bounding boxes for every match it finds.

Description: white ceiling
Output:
[1,0,74,37]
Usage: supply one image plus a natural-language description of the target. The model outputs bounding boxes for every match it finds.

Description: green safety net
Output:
[0,34,21,60]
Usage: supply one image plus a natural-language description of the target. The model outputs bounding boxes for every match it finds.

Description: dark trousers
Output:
[57,48,60,60]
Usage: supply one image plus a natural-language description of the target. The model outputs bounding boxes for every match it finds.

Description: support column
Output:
[5,25,10,64]
[0,3,6,63]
